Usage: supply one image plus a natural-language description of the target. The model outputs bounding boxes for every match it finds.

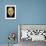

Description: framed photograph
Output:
[5,5,16,19]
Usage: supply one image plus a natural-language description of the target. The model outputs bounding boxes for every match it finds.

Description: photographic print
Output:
[5,5,16,19]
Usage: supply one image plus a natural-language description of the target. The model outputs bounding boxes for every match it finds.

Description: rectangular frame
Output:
[5,5,16,19]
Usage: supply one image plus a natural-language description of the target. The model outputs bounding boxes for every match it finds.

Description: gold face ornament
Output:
[8,7,14,17]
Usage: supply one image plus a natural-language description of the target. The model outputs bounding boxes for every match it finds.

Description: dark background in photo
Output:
[7,7,15,18]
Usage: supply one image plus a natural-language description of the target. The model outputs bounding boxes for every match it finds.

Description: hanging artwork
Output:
[5,5,16,19]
